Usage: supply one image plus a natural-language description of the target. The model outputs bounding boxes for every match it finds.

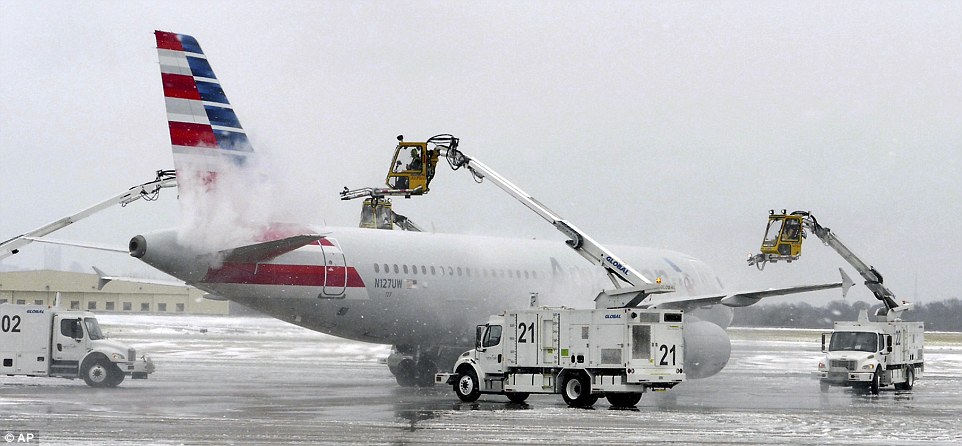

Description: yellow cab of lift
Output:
[385,137,440,195]
[759,210,805,259]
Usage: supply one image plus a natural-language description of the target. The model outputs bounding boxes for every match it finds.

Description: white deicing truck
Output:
[0,304,154,387]
[436,307,685,407]
[814,309,923,394]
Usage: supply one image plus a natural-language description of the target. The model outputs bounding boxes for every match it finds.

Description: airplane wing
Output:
[643,268,854,310]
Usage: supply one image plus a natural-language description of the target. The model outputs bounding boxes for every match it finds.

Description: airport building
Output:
[0,270,230,315]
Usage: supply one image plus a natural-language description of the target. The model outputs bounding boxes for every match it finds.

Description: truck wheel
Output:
[896,366,914,391]
[455,369,480,402]
[506,392,529,404]
[107,369,126,387]
[819,380,830,393]
[561,373,595,407]
[82,357,118,388]
[869,368,881,395]
[606,393,642,407]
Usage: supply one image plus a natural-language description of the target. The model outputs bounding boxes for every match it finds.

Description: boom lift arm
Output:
[748,210,907,320]
[341,135,673,308]
[1,170,177,260]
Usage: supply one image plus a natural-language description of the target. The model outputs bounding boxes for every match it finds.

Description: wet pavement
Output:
[2,315,960,445]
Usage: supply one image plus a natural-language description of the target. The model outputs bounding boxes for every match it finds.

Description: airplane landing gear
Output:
[387,345,452,387]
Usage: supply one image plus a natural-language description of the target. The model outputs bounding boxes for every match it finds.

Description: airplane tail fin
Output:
[154,30,253,185]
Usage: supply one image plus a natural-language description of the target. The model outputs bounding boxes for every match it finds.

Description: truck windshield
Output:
[829,331,877,352]
[84,318,105,341]
[482,325,502,348]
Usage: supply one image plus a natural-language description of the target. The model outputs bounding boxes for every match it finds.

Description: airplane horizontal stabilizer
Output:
[218,234,323,263]
[92,266,187,291]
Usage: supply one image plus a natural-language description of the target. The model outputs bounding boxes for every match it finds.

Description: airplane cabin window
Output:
[431,266,436,275]
[457,267,462,276]
[403,265,409,274]
[421,266,427,275]
[383,264,389,273]
[524,271,530,279]
[374,264,380,273]
[448,266,454,276]
[411,265,417,275]
[393,264,399,274]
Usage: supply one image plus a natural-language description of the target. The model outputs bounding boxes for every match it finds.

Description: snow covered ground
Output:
[1,315,960,445]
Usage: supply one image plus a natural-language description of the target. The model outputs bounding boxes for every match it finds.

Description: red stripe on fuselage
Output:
[155,31,184,51]
[201,263,366,288]
[169,121,217,147]
[161,73,201,100]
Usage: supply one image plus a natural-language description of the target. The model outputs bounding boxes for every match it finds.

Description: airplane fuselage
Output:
[132,225,730,350]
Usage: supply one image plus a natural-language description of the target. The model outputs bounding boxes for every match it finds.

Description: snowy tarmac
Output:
[2,315,961,445]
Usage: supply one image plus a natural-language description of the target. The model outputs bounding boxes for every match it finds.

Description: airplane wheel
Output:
[82,357,117,388]
[606,393,642,407]
[455,368,480,402]
[414,360,438,388]
[506,392,529,404]
[394,358,416,387]
[561,373,595,407]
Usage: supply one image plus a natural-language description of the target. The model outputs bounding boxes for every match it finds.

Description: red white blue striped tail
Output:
[155,30,253,185]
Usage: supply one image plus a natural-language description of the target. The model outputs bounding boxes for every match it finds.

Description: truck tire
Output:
[606,393,642,407]
[455,368,480,402]
[896,366,914,391]
[869,367,881,395]
[561,373,596,408]
[107,369,126,387]
[506,392,529,404]
[819,380,830,393]
[82,357,119,388]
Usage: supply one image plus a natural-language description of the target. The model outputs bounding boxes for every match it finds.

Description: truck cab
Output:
[814,310,923,394]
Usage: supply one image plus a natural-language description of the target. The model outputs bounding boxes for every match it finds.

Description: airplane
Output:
[129,30,849,388]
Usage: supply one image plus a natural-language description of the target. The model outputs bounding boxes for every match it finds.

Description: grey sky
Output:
[2,1,960,306]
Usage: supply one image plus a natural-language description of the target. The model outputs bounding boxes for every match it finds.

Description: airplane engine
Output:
[683,319,731,379]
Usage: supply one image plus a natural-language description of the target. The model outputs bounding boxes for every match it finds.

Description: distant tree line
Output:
[731,298,962,332]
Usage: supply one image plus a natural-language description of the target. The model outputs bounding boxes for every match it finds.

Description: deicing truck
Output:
[1,304,154,387]
[436,307,685,407]
[814,309,923,394]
